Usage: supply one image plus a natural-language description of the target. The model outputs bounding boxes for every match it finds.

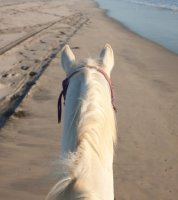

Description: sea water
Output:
[95,0,178,54]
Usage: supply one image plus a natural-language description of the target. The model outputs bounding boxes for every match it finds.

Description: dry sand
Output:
[0,0,178,199]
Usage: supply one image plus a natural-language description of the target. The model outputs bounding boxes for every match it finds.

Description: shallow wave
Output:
[125,0,178,12]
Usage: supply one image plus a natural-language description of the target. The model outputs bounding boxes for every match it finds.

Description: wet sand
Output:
[0,0,178,199]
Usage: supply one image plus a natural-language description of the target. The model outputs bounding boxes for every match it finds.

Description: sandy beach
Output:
[0,0,178,199]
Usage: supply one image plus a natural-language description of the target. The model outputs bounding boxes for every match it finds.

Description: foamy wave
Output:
[125,0,178,12]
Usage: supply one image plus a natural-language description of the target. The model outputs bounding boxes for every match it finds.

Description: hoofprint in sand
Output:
[0,0,178,200]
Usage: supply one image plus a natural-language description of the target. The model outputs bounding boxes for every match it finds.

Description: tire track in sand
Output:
[0,19,63,55]
[0,13,89,127]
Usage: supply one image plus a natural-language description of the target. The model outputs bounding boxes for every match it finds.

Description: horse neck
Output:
[61,68,116,199]
[62,68,116,158]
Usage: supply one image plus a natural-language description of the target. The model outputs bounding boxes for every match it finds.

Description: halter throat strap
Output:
[58,65,116,123]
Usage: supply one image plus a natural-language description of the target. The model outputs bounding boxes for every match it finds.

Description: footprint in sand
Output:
[29,71,37,77]
[60,31,65,35]
[9,73,20,78]
[34,59,40,63]
[1,72,20,79]
[14,109,28,118]
[21,65,30,70]
[40,40,46,44]
[2,73,8,78]
[71,46,80,50]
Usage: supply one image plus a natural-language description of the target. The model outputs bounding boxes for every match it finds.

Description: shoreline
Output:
[93,0,178,56]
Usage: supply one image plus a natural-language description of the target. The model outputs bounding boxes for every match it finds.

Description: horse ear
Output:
[99,44,114,77]
[61,45,76,75]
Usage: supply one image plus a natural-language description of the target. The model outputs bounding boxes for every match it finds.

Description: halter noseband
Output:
[58,65,116,123]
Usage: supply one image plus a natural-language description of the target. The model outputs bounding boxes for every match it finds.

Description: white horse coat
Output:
[46,44,117,200]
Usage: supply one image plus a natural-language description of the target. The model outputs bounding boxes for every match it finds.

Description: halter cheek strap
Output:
[58,66,116,123]
[57,70,80,123]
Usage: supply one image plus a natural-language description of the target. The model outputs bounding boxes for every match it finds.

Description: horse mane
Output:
[46,59,116,200]
[77,59,117,158]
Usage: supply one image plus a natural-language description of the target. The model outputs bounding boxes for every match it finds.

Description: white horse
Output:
[46,44,117,200]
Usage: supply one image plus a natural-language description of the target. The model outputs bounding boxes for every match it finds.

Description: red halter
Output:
[58,65,116,123]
